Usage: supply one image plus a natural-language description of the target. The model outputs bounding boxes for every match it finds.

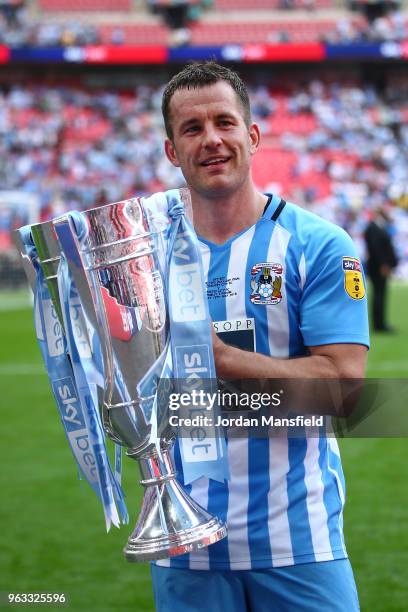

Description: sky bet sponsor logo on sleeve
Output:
[343,257,365,300]
[52,377,98,482]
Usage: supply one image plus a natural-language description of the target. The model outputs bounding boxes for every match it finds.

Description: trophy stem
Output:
[124,446,227,562]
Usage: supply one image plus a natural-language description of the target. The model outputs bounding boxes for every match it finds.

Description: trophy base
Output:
[124,516,227,562]
[123,446,227,562]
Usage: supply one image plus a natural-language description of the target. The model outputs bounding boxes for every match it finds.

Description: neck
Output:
[190,182,268,244]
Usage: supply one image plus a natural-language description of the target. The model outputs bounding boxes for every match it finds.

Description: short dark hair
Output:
[162,61,251,140]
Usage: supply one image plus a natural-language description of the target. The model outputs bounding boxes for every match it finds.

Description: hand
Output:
[380,264,391,278]
[211,328,228,376]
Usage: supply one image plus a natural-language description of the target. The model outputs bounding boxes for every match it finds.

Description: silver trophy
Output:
[18,195,227,562]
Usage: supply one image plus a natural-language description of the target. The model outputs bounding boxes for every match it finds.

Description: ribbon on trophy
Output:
[18,225,127,530]
[55,214,128,529]
[146,190,229,485]
[57,232,125,492]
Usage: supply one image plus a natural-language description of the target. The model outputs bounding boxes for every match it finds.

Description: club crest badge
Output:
[343,257,365,300]
[250,262,283,305]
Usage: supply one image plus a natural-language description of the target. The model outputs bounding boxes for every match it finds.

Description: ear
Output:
[248,123,261,155]
[164,139,180,167]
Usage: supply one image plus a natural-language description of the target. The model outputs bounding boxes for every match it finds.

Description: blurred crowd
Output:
[0,84,173,215]
[254,78,408,276]
[327,10,407,43]
[0,78,407,277]
[0,2,101,47]
[0,0,406,46]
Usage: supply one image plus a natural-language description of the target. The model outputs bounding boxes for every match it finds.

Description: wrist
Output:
[212,334,231,378]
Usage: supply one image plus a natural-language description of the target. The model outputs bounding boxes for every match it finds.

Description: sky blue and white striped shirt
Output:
[147,191,369,571]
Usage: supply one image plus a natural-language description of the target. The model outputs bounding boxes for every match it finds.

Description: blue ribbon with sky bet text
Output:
[150,189,229,485]
[19,224,127,531]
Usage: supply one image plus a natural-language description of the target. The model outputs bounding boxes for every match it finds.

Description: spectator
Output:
[364,206,399,331]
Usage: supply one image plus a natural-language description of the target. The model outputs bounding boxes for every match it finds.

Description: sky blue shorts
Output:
[150,559,359,612]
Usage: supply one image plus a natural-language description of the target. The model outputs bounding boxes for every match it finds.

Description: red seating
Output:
[190,20,339,44]
[269,113,318,135]
[99,24,170,45]
[252,148,297,190]
[2,80,405,257]
[9,108,43,129]
[214,0,334,10]
[38,0,131,11]
[253,147,332,198]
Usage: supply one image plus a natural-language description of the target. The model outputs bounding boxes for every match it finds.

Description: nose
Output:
[202,124,222,149]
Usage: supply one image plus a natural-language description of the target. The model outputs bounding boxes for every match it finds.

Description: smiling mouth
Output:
[201,157,230,167]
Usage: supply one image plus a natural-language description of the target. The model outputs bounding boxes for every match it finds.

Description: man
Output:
[151,62,369,611]
[364,206,398,332]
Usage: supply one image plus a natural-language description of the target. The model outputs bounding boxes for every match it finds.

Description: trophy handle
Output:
[12,229,37,292]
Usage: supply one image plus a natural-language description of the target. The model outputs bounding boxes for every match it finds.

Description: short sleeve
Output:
[299,223,370,348]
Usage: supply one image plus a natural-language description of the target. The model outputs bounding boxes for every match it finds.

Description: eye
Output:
[219,119,233,127]
[184,125,200,134]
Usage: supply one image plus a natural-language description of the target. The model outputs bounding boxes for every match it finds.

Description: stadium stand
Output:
[213,0,335,9]
[0,0,406,46]
[188,19,349,44]
[1,80,406,205]
[0,2,407,279]
[98,23,170,45]
[38,0,132,10]
[0,78,406,278]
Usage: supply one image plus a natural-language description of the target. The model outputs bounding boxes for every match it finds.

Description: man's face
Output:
[164,81,260,200]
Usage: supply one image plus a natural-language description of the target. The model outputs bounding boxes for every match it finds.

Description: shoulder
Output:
[278,200,356,255]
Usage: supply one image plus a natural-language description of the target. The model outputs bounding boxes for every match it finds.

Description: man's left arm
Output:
[212,333,367,381]
[212,333,367,418]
